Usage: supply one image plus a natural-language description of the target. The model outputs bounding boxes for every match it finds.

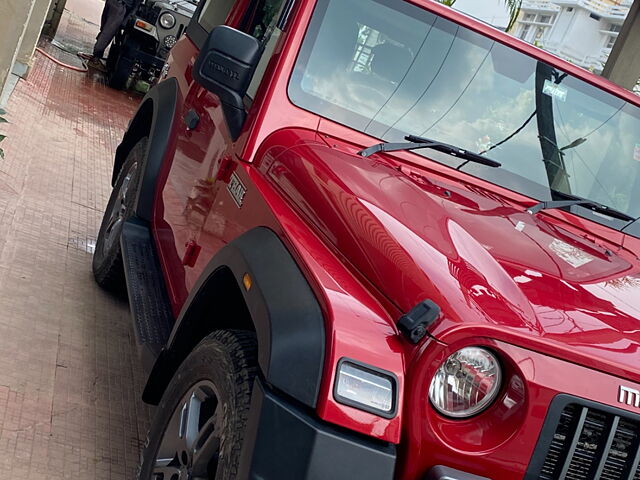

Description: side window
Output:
[245,0,285,41]
[245,0,287,99]
[197,0,235,33]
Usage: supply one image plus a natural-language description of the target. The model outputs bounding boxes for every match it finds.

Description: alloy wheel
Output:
[103,161,138,256]
[153,380,223,480]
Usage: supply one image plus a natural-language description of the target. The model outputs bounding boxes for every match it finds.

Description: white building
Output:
[513,0,632,72]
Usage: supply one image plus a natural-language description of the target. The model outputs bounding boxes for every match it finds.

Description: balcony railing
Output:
[521,0,561,12]
[520,18,555,25]
[520,0,629,18]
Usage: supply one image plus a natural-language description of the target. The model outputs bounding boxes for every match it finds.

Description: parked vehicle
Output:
[93,0,640,478]
[106,0,196,90]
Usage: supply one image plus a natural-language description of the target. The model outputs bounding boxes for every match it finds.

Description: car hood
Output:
[262,136,640,381]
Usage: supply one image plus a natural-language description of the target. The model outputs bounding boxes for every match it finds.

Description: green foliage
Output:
[505,0,523,32]
[0,108,6,159]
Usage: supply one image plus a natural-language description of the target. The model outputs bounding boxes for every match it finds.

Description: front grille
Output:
[526,396,640,480]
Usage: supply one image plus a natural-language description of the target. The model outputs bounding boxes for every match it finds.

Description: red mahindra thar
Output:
[92,0,640,478]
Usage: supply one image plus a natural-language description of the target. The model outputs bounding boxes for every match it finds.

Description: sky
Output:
[453,0,512,28]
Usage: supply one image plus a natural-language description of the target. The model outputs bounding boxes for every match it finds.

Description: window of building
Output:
[523,13,536,21]
[565,7,574,12]
[606,35,617,49]
[519,24,531,40]
[352,26,381,73]
[538,15,552,24]
[534,27,546,43]
[609,23,622,33]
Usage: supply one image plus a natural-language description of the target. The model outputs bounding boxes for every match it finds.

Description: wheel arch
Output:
[142,227,326,409]
[112,77,180,222]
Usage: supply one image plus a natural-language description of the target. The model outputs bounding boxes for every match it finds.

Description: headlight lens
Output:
[429,347,502,418]
[159,12,176,29]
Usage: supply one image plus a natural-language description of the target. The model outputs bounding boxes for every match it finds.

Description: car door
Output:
[153,0,239,308]
[153,0,287,309]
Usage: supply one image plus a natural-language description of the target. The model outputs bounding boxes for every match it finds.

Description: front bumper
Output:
[120,42,165,71]
[237,380,397,480]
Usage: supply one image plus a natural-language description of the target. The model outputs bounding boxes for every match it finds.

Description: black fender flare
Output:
[143,227,326,409]
[112,77,179,222]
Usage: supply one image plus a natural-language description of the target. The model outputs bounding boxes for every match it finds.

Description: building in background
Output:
[513,0,632,73]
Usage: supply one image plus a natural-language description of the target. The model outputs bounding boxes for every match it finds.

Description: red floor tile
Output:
[0,3,150,478]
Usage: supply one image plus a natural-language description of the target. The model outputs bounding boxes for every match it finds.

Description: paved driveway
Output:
[0,5,150,479]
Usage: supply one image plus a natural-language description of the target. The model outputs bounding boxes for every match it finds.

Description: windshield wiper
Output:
[528,198,634,222]
[358,135,502,168]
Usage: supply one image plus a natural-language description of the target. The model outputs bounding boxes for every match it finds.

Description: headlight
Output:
[334,360,397,417]
[164,35,177,49]
[159,12,176,29]
[429,347,502,418]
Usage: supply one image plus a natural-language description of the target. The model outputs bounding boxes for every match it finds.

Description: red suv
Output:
[93,0,640,478]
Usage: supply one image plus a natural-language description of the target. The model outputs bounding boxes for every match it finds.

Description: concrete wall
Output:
[547,7,573,43]
[15,0,54,78]
[0,0,59,106]
[547,8,607,62]
[0,0,37,97]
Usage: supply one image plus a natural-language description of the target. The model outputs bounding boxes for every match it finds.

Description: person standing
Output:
[88,0,141,71]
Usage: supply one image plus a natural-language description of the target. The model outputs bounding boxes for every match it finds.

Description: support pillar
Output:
[15,0,54,80]
[602,0,640,90]
[43,0,68,39]
[0,0,37,106]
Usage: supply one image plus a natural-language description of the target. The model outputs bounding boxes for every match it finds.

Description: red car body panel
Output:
[261,132,640,379]
[147,0,640,476]
[400,339,640,479]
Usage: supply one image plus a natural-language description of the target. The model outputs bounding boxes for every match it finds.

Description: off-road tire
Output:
[106,37,132,90]
[137,330,258,480]
[108,53,131,90]
[105,41,121,72]
[92,137,147,293]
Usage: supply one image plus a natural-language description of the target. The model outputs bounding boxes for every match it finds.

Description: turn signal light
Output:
[334,360,397,418]
[135,19,153,32]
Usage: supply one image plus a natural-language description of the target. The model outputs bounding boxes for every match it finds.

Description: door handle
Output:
[184,109,200,130]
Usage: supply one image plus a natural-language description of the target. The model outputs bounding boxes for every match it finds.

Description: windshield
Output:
[288,0,640,224]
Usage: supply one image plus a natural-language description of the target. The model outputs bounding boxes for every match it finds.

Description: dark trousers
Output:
[93,0,128,58]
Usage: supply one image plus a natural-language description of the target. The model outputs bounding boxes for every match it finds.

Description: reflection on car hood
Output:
[262,133,640,381]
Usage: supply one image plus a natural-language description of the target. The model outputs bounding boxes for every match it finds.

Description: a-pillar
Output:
[602,0,640,90]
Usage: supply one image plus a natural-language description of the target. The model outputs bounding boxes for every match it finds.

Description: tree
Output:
[438,0,523,31]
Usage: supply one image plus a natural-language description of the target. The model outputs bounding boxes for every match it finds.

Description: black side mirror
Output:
[193,25,261,140]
